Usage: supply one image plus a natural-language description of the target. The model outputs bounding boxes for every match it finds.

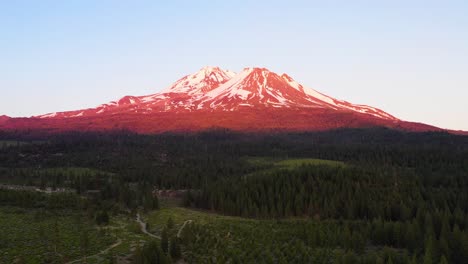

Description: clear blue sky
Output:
[1,0,467,130]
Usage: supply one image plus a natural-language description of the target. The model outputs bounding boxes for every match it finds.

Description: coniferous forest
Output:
[0,128,467,263]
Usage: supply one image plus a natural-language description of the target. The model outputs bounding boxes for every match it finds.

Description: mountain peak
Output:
[166,66,236,94]
[199,65,223,72]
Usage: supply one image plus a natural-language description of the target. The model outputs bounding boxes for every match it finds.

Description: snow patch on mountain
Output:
[39,112,57,118]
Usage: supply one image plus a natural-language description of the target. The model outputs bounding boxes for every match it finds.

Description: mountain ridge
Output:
[0,66,460,134]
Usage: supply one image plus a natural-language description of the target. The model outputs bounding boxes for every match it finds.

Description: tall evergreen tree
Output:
[161,228,169,254]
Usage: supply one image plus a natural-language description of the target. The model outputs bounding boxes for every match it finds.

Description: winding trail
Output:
[177,220,193,238]
[66,213,193,264]
[136,213,192,239]
[136,213,161,239]
[66,237,122,264]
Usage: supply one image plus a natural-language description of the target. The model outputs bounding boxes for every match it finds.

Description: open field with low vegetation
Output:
[275,158,346,168]
[245,157,346,168]
[0,205,159,264]
[0,207,114,263]
[143,206,408,263]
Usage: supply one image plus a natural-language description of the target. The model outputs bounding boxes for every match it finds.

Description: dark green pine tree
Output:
[167,217,175,230]
[169,237,182,259]
[376,256,385,264]
[161,228,169,254]
[386,257,393,264]
[423,236,434,264]
[439,255,448,264]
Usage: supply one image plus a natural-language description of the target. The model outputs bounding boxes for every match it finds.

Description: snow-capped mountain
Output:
[0,66,445,133]
[35,67,396,120]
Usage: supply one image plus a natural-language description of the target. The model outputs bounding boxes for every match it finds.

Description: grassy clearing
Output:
[275,158,345,168]
[0,206,152,264]
[144,207,244,233]
[144,206,342,263]
[246,156,345,168]
[244,157,346,177]
[85,215,149,264]
[144,206,409,263]
[0,207,114,264]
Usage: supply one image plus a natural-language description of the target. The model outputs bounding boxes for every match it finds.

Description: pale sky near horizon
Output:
[1,0,467,130]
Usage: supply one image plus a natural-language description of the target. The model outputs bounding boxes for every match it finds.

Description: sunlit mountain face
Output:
[0,66,446,134]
